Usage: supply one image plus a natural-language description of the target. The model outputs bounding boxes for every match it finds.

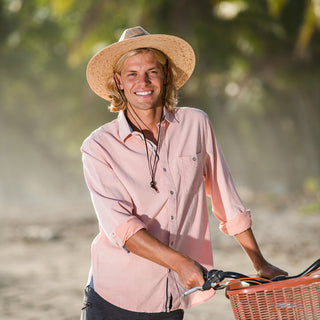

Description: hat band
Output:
[123,33,148,41]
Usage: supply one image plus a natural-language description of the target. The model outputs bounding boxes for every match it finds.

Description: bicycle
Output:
[183,258,320,319]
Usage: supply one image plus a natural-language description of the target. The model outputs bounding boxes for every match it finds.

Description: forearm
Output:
[125,228,186,271]
[125,228,205,288]
[234,228,267,269]
[235,228,288,278]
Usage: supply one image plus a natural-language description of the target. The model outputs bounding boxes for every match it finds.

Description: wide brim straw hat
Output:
[86,26,195,101]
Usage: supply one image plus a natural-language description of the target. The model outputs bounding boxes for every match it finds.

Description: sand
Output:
[1,201,319,320]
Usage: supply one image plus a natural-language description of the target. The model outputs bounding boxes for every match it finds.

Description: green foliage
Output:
[299,199,320,215]
[1,0,319,196]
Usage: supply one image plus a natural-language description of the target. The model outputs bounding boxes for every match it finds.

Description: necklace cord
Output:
[113,72,162,192]
[127,106,162,192]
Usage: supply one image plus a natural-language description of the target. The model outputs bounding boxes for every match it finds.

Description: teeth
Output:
[135,91,152,96]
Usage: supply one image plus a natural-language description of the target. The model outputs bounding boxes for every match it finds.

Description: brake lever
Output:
[182,269,224,296]
[203,269,224,290]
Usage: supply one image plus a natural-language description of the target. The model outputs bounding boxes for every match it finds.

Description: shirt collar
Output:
[163,107,179,124]
[118,111,132,142]
[118,108,179,142]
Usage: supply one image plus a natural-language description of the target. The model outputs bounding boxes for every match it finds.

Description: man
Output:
[81,26,287,319]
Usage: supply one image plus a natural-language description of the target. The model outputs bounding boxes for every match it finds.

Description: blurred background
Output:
[1,0,319,319]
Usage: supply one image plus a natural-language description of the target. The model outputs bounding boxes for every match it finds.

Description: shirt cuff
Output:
[219,210,252,236]
[114,216,146,247]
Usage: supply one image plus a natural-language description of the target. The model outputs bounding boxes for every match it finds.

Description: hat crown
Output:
[119,26,150,42]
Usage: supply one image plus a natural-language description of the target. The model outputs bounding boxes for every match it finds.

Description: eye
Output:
[148,69,160,76]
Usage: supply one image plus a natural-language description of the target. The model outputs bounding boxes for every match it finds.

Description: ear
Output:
[113,72,124,90]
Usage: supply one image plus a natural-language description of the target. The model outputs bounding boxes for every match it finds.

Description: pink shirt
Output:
[81,107,251,312]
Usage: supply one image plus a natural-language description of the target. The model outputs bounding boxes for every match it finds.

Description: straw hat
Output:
[86,26,196,101]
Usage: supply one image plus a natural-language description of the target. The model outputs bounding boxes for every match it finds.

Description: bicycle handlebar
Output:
[182,258,320,297]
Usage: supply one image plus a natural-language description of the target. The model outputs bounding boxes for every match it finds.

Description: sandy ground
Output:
[1,200,319,320]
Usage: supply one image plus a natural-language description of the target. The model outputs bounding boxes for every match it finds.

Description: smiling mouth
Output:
[135,91,153,96]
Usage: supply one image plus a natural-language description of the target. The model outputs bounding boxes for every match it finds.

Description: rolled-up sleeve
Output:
[81,138,146,247]
[203,116,252,236]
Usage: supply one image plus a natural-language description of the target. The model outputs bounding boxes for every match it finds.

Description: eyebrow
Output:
[122,66,161,74]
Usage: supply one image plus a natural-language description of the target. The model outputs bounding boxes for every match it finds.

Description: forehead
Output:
[121,51,162,71]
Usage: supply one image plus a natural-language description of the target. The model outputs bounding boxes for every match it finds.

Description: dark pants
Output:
[80,286,184,320]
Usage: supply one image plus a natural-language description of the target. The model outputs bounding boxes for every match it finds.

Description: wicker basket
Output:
[226,274,320,320]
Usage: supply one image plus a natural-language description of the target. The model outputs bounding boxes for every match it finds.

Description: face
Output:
[115,51,167,112]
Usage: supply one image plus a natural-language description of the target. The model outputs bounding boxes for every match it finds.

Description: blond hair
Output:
[106,48,178,112]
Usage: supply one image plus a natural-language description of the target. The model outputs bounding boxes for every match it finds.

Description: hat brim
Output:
[86,34,195,101]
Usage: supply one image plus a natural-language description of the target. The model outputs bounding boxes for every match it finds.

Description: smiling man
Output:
[80,27,287,320]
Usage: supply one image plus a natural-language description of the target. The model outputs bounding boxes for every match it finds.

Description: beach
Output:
[1,200,319,320]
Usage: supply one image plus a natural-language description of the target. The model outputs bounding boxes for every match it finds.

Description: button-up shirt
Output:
[81,107,252,313]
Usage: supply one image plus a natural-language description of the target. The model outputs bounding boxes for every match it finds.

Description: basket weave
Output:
[226,275,320,320]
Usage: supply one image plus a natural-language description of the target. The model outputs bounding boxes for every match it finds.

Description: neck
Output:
[126,106,163,144]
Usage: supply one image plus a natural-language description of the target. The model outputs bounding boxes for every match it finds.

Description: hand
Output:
[174,256,207,289]
[256,261,288,279]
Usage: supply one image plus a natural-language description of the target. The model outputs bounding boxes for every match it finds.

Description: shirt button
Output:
[170,190,174,195]
[171,216,174,220]
[163,168,167,172]
[170,241,174,246]
[192,157,197,161]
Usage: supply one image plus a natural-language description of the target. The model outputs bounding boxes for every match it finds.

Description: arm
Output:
[202,117,287,279]
[125,229,206,289]
[235,228,288,279]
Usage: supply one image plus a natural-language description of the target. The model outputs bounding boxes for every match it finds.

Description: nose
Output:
[137,72,151,85]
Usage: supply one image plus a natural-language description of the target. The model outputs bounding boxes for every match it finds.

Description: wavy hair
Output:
[106,48,178,112]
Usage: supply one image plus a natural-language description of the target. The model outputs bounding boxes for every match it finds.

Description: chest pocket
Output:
[178,152,203,193]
